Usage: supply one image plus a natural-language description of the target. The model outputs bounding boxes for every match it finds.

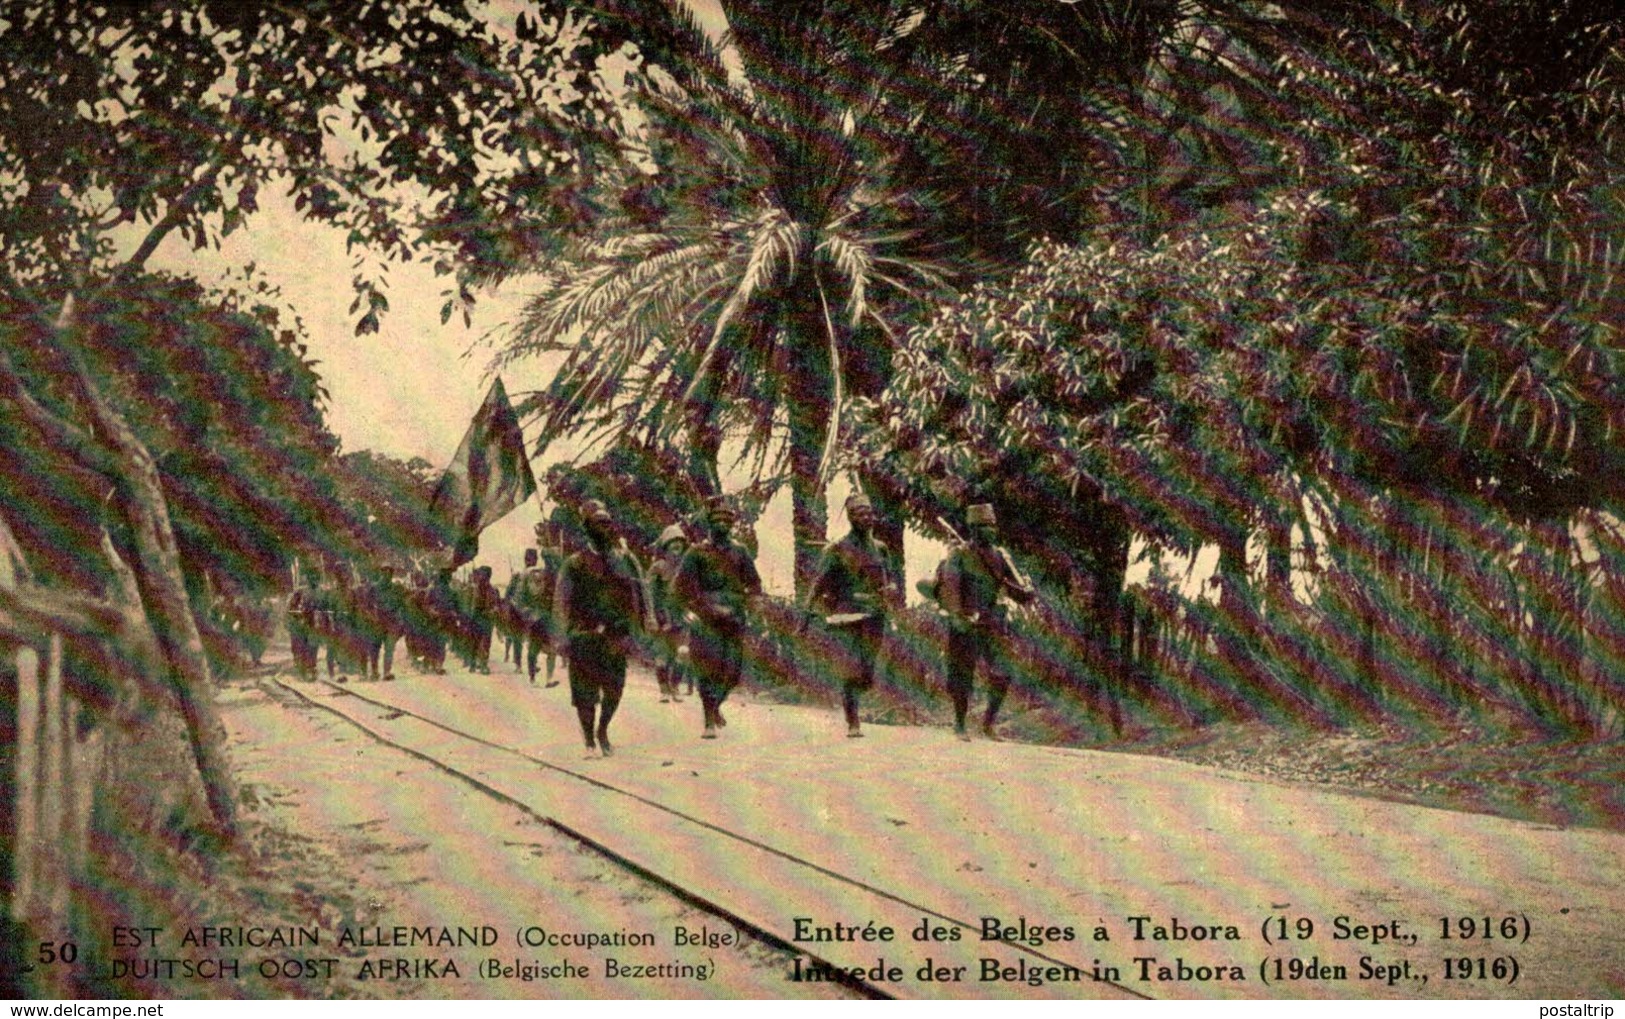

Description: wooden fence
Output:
[2,526,104,997]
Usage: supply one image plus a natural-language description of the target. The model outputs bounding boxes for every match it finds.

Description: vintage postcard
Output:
[2,0,1621,1006]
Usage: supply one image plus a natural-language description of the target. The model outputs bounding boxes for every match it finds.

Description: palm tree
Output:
[496,1,979,593]
[492,0,1232,593]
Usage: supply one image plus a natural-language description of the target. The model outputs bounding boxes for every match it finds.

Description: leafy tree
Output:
[861,162,1625,726]
[0,0,614,838]
[492,0,1268,595]
[326,451,452,569]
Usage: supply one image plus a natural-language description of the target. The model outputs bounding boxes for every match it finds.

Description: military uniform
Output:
[676,503,761,738]
[287,580,322,681]
[554,502,646,756]
[463,566,499,673]
[935,504,1034,739]
[323,575,364,681]
[647,525,691,703]
[807,502,897,737]
[505,550,558,685]
[361,569,409,680]
[421,571,457,674]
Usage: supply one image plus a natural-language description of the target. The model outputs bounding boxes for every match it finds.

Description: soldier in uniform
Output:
[323,568,360,682]
[354,566,385,681]
[505,546,558,686]
[401,568,434,672]
[933,503,1035,741]
[363,565,409,681]
[676,495,761,739]
[287,571,322,681]
[466,565,500,674]
[553,499,646,757]
[424,568,457,674]
[807,492,899,738]
[239,591,273,666]
[646,523,691,704]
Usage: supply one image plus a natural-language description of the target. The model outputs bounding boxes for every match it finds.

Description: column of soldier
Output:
[285,494,1034,758]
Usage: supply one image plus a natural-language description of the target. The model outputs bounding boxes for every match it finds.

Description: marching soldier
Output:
[238,591,273,666]
[323,568,361,682]
[354,567,385,681]
[287,571,322,681]
[647,523,691,704]
[467,565,500,674]
[807,492,899,738]
[552,499,646,757]
[676,495,761,739]
[424,568,457,674]
[933,503,1035,741]
[505,546,558,685]
[362,565,409,681]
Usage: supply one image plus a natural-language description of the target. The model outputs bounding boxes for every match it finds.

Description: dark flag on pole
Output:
[429,377,537,569]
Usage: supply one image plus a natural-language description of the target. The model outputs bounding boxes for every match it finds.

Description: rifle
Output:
[617,537,661,635]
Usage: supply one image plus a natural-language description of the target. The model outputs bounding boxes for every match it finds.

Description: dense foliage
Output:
[494,0,1299,593]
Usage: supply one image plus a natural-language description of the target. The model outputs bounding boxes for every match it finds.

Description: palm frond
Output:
[812,263,846,494]
[679,209,800,411]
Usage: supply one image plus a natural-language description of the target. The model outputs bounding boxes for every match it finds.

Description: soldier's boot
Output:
[982,688,1007,742]
[575,704,598,758]
[596,691,621,757]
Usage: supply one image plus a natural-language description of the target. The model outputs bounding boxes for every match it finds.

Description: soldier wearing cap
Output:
[323,566,363,682]
[506,545,558,685]
[807,491,900,737]
[287,570,323,681]
[465,565,501,673]
[934,502,1035,740]
[553,499,646,757]
[359,564,409,681]
[647,523,691,704]
[420,567,457,674]
[676,494,762,739]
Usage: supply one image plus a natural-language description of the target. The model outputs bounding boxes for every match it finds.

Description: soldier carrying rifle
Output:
[927,503,1035,741]
[806,492,900,738]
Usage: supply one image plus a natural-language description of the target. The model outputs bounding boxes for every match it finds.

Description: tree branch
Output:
[121,159,231,272]
[0,582,125,646]
[0,348,120,478]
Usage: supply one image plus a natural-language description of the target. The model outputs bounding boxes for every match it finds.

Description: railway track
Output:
[268,673,1149,1001]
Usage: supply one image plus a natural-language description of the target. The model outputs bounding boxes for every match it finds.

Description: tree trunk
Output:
[782,261,835,601]
[1216,525,1250,617]
[1265,510,1292,602]
[108,442,239,842]
[1089,504,1133,669]
[786,377,829,601]
[51,305,238,841]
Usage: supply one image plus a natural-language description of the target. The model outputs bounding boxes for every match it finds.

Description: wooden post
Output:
[13,645,38,923]
[44,633,67,922]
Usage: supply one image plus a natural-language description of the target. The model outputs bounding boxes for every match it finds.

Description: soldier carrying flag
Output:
[429,377,536,570]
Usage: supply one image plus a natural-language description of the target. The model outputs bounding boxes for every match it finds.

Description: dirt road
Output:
[219,659,1625,1000]
[220,676,855,999]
